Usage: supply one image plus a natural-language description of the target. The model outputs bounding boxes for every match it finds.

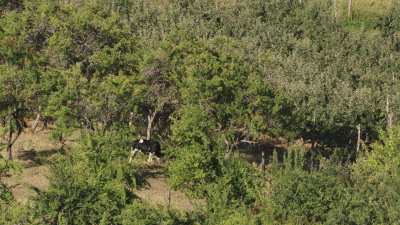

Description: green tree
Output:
[0,65,29,159]
[34,131,139,224]
[167,104,220,197]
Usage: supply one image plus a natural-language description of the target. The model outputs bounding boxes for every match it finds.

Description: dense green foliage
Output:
[1,0,400,224]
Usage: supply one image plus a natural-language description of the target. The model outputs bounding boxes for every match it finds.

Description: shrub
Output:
[267,147,349,224]
[118,202,197,225]
[33,131,139,224]
[333,127,400,224]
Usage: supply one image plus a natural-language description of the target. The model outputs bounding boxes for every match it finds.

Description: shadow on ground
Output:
[136,164,165,189]
[17,148,61,168]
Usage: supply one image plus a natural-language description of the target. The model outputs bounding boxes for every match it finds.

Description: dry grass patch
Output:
[335,0,394,19]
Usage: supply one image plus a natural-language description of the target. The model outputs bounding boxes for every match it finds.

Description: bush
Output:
[0,201,35,225]
[269,167,347,224]
[207,159,261,209]
[208,208,259,225]
[331,127,400,224]
[118,201,197,225]
[33,131,139,224]
[0,159,18,203]
[167,105,221,197]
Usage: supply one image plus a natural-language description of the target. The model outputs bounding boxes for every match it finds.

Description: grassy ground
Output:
[349,0,394,18]
[336,0,395,33]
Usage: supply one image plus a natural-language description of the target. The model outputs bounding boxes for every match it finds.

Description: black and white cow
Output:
[129,138,162,163]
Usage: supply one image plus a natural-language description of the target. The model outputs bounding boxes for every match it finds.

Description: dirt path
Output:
[134,167,201,211]
[1,130,197,211]
[2,130,57,203]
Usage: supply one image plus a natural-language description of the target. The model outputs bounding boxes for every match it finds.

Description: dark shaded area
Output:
[238,140,360,171]
[0,0,23,13]
[299,124,380,152]
[136,164,165,189]
[238,141,287,165]
[17,148,60,168]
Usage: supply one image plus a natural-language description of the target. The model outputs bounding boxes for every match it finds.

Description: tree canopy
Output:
[1,0,400,224]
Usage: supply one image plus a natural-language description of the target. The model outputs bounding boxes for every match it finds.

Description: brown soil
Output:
[1,127,197,211]
[1,129,58,203]
[133,166,202,211]
[1,125,295,210]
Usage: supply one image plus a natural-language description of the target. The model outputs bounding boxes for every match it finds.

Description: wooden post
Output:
[356,124,361,153]
[261,150,266,173]
[347,0,353,19]
[146,111,156,140]
[387,95,393,130]
[167,189,171,210]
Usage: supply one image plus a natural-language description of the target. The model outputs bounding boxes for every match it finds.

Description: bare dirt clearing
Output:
[1,128,288,210]
[1,129,57,203]
[1,129,197,211]
[134,166,201,211]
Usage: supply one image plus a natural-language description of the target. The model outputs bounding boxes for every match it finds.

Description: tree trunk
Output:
[111,0,115,12]
[224,150,232,160]
[333,0,337,20]
[224,138,232,160]
[6,116,24,160]
[260,150,266,173]
[59,133,66,153]
[347,0,353,19]
[31,113,41,133]
[224,138,241,160]
[43,118,48,130]
[146,111,157,140]
[124,0,131,22]
[7,144,12,160]
[128,112,134,127]
[7,119,13,160]
[356,124,361,153]
[0,117,5,127]
[7,120,12,160]
[386,95,393,130]
[311,140,316,149]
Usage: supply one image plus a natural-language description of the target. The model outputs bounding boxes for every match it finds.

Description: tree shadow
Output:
[238,141,288,165]
[17,148,61,168]
[140,166,164,178]
[135,163,166,189]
